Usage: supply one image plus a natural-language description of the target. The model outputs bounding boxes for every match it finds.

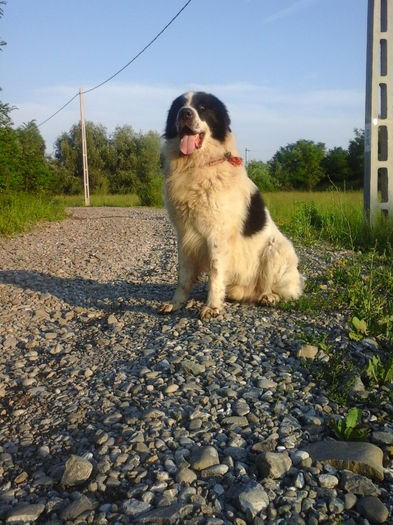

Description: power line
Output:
[37,93,79,127]
[37,0,192,127]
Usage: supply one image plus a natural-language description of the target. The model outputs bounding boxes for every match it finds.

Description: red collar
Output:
[207,152,243,167]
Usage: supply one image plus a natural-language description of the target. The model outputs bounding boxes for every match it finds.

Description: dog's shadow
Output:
[0,269,184,315]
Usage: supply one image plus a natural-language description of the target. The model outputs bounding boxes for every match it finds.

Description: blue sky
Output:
[1,0,367,161]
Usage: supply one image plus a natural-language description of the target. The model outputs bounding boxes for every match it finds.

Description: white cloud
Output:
[12,81,364,161]
[264,0,318,24]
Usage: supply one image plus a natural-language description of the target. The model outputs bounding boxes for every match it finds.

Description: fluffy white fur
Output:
[159,93,303,319]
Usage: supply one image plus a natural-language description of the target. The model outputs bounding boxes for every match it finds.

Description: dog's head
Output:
[164,92,231,156]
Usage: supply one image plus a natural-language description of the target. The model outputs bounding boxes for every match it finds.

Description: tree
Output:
[135,131,162,206]
[270,139,326,191]
[347,128,364,188]
[322,147,351,188]
[108,125,139,194]
[55,122,110,193]
[247,161,277,191]
[54,123,162,202]
[0,101,21,190]
[16,121,58,192]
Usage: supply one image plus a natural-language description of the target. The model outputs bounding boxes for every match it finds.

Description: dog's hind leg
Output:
[255,238,282,306]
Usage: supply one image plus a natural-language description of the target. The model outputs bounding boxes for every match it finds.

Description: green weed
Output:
[332,407,369,441]
[365,354,393,386]
[299,330,333,354]
[349,317,369,342]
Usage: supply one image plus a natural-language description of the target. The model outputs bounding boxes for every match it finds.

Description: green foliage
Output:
[366,354,393,386]
[321,146,351,188]
[247,161,277,191]
[55,123,162,204]
[0,192,66,235]
[332,408,369,441]
[266,190,393,257]
[300,330,332,353]
[0,101,60,194]
[270,139,326,191]
[349,317,368,342]
[347,129,364,189]
[58,193,141,208]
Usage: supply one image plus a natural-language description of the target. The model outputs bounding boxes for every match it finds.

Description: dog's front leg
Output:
[159,250,196,314]
[201,242,227,320]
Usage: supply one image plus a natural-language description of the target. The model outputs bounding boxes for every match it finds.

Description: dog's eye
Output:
[198,104,206,111]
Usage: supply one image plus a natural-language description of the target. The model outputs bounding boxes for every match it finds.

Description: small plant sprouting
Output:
[366,354,393,386]
[299,331,332,354]
[349,316,368,342]
[332,407,369,441]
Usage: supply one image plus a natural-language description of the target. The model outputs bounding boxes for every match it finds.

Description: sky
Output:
[1,0,368,161]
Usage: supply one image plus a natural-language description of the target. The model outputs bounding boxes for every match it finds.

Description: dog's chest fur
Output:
[166,159,248,242]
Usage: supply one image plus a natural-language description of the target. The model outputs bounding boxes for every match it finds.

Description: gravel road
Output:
[0,207,392,524]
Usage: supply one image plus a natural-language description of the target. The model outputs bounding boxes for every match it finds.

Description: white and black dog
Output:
[159,91,303,319]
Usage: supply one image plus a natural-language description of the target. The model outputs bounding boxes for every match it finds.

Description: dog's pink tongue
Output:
[180,134,199,155]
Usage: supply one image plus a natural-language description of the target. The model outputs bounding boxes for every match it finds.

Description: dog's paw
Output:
[258,293,280,306]
[200,306,220,320]
[158,302,175,314]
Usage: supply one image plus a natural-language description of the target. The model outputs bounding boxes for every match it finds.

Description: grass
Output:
[289,246,393,409]
[264,190,393,256]
[58,193,141,208]
[0,192,66,236]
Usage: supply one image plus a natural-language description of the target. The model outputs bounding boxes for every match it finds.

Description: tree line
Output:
[0,98,364,201]
[247,130,364,192]
[0,102,163,205]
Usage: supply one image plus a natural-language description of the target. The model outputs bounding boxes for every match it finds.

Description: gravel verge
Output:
[0,207,392,524]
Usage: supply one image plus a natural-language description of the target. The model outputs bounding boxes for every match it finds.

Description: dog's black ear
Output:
[165,95,186,139]
[210,95,231,142]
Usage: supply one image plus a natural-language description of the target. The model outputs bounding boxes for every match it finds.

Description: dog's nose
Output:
[179,107,193,120]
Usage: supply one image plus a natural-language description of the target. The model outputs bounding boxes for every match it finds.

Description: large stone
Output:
[181,360,205,375]
[123,499,151,517]
[256,451,292,479]
[371,431,393,446]
[190,446,219,471]
[305,441,384,480]
[356,496,389,523]
[200,464,229,478]
[221,416,249,428]
[60,495,96,521]
[61,455,93,486]
[297,344,318,359]
[231,481,269,518]
[6,503,45,523]
[340,470,380,496]
[176,467,197,484]
[136,502,194,524]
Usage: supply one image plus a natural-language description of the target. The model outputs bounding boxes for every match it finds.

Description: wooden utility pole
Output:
[79,88,90,207]
[245,148,251,167]
[364,0,393,223]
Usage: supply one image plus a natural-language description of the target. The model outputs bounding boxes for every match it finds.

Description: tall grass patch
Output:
[264,191,393,255]
[59,193,142,208]
[0,192,66,236]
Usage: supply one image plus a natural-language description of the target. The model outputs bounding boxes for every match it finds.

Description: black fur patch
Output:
[165,94,187,139]
[191,92,231,142]
[243,191,267,237]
